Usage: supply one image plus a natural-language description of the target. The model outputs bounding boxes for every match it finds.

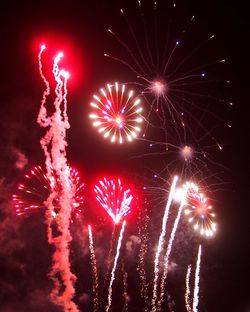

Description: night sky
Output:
[0,1,249,312]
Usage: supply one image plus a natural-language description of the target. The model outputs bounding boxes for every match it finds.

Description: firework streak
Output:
[88,225,99,312]
[185,265,192,312]
[193,245,202,312]
[137,210,150,312]
[151,176,178,312]
[106,220,126,312]
[37,46,78,311]
[101,224,116,309]
[157,189,187,310]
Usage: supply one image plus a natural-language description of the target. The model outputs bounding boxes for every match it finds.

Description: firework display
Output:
[90,82,143,143]
[6,1,230,311]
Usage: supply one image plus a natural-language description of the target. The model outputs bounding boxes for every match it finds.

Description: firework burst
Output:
[90,82,143,143]
[184,182,216,237]
[13,165,84,219]
[105,1,230,149]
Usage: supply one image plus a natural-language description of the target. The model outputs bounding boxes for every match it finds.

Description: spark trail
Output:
[193,245,202,312]
[37,46,78,311]
[106,220,126,312]
[101,225,116,309]
[185,265,192,312]
[158,188,187,310]
[88,225,99,312]
[137,209,150,312]
[151,176,178,312]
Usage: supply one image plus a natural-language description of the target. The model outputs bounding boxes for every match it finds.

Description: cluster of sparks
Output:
[89,82,143,143]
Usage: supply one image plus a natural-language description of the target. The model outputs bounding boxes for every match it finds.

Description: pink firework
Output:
[13,165,84,219]
[94,177,133,224]
[89,82,143,143]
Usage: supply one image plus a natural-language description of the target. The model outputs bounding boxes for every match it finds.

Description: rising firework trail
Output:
[37,45,78,311]
[158,187,187,310]
[88,225,99,312]
[137,207,150,312]
[151,176,178,312]
[106,220,126,312]
[102,224,116,305]
[193,245,202,312]
[101,225,116,308]
[185,265,192,312]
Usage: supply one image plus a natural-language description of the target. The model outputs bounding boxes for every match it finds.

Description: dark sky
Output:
[0,1,249,312]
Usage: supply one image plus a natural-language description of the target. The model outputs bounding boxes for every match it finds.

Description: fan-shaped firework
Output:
[13,165,84,219]
[89,82,143,143]
[183,182,216,237]
[94,177,133,224]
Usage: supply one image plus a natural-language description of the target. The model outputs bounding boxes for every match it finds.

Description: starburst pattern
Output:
[90,82,143,143]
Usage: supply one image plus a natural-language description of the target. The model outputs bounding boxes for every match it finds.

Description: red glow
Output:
[32,33,86,88]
